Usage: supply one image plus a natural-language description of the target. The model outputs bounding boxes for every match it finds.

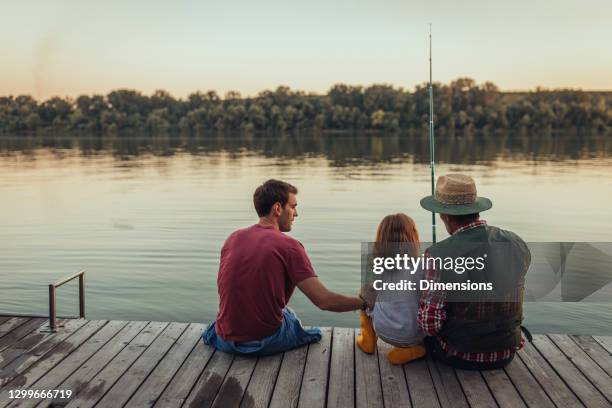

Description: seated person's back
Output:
[204,178,365,356]
[216,224,316,342]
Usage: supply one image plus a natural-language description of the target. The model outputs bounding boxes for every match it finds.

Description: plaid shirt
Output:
[417,220,525,362]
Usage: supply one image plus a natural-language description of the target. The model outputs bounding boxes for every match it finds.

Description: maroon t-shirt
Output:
[215,224,317,342]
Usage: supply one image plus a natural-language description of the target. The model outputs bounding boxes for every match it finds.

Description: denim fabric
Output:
[203,308,322,356]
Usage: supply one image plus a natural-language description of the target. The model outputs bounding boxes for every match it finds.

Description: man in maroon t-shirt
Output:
[203,179,367,355]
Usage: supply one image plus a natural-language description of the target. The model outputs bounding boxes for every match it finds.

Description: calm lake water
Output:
[1,132,611,335]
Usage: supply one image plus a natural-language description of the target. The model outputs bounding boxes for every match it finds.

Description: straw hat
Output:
[420,174,492,215]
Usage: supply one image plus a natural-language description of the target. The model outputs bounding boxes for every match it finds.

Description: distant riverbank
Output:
[1,78,610,135]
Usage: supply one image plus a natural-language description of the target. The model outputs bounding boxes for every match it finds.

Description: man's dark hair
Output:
[253,179,298,217]
[446,212,480,225]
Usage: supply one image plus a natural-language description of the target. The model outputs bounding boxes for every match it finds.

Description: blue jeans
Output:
[202,308,322,356]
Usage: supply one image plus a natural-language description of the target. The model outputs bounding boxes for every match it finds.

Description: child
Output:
[357,213,426,364]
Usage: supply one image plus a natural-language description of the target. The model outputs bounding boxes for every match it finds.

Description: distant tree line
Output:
[1,78,610,134]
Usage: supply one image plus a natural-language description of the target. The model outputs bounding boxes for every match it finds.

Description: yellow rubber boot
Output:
[356,311,377,354]
[387,345,426,365]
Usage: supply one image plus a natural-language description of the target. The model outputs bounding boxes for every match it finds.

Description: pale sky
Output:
[2,0,611,100]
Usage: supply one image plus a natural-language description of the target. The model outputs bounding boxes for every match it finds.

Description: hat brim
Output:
[420,195,492,215]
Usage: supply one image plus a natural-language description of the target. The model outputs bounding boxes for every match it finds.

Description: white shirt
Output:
[368,267,425,347]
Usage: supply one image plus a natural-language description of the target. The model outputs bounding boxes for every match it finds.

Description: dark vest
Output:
[428,225,531,353]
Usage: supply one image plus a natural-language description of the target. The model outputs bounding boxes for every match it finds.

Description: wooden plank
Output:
[154,338,216,407]
[503,355,556,408]
[10,320,129,408]
[127,323,205,407]
[0,317,11,325]
[47,320,149,406]
[0,319,100,387]
[547,334,612,403]
[570,335,612,376]
[0,320,56,367]
[268,345,308,408]
[0,318,30,339]
[0,318,45,353]
[404,357,440,408]
[0,320,107,408]
[63,321,169,408]
[182,350,234,408]
[327,327,355,408]
[240,352,283,408]
[481,368,527,407]
[6,317,609,408]
[93,322,188,407]
[517,341,584,408]
[210,355,258,408]
[298,327,332,408]
[426,357,469,408]
[377,341,410,408]
[530,334,609,408]
[454,370,497,408]
[593,336,612,355]
[0,319,86,371]
[354,331,383,408]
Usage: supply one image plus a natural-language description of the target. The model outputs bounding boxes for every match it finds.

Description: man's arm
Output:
[297,277,364,312]
[417,252,447,336]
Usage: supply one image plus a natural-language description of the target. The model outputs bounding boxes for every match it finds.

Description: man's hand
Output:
[297,277,363,312]
[359,283,377,309]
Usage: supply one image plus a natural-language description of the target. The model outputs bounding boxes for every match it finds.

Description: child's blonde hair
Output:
[374,213,420,258]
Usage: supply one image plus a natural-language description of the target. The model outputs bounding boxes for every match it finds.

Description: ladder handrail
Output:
[48,270,85,332]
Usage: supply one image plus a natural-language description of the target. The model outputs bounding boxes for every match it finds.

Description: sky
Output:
[2,0,611,100]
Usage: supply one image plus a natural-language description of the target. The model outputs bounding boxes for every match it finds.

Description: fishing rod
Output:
[428,24,437,243]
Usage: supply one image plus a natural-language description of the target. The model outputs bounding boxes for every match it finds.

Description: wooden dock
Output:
[0,316,611,407]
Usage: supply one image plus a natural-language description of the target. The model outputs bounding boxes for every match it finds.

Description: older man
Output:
[203,179,367,355]
[418,174,531,370]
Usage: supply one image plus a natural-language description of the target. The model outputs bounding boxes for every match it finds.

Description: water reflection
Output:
[0,131,609,166]
[1,132,611,332]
